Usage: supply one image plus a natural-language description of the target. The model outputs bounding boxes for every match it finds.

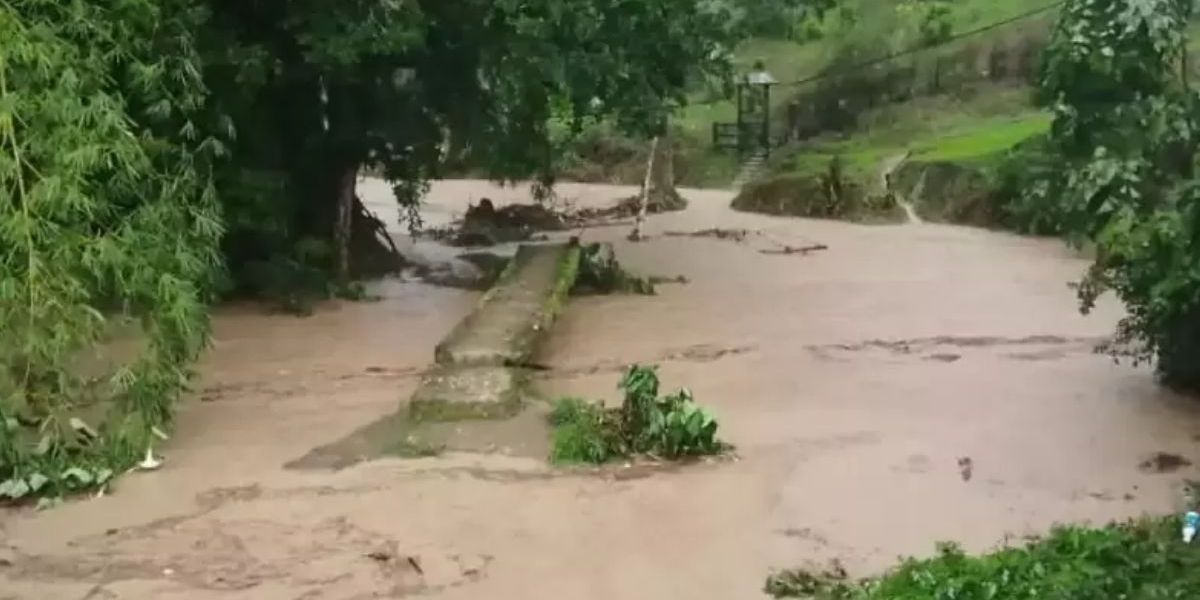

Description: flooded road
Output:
[3,180,1200,599]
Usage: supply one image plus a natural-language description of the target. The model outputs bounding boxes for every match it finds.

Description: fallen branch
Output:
[759,244,829,256]
[663,228,756,243]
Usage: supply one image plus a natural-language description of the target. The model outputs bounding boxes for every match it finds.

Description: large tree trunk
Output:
[652,133,675,197]
[645,132,686,212]
[334,164,358,284]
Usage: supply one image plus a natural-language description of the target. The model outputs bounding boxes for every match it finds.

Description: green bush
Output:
[619,366,721,457]
[766,517,1200,599]
[573,244,656,296]
[1024,0,1200,390]
[731,0,836,40]
[549,398,615,464]
[548,365,725,465]
[1,0,221,500]
[991,136,1076,236]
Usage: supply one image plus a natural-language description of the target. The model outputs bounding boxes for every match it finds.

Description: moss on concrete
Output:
[544,243,581,323]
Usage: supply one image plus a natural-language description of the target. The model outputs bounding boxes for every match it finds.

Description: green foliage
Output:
[729,0,836,40]
[992,135,1074,234]
[618,365,721,457]
[209,0,737,295]
[548,365,724,465]
[766,517,1200,599]
[574,244,656,296]
[2,0,741,498]
[0,0,222,499]
[549,398,616,464]
[1028,0,1200,389]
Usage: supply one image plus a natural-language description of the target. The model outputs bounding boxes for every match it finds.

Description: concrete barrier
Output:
[410,242,580,421]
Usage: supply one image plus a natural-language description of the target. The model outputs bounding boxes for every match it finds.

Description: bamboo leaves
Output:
[0,0,219,499]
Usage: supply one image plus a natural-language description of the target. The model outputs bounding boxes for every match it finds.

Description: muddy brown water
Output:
[4,180,1200,599]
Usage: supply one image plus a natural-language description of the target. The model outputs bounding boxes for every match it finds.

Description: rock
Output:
[417,259,488,290]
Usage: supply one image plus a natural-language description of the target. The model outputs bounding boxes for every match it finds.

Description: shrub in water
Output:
[549,365,724,464]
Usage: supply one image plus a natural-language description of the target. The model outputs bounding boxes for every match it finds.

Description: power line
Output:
[776,1,1066,88]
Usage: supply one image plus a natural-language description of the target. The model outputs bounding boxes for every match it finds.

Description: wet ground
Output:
[4,180,1200,599]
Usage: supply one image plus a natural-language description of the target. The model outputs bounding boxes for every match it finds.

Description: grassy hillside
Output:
[732,85,1050,225]
[768,86,1048,185]
[566,0,1063,190]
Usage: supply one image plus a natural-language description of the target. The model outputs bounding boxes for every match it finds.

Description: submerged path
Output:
[3,180,1199,599]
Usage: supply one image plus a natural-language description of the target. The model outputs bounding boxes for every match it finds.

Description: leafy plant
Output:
[549,398,617,464]
[765,517,1200,599]
[549,365,725,465]
[1,0,222,499]
[1026,0,1200,389]
[574,244,656,296]
[731,0,837,40]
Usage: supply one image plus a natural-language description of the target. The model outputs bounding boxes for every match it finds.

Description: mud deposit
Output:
[4,180,1200,599]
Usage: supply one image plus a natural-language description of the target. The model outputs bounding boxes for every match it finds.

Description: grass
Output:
[570,0,1068,190]
[941,0,1060,32]
[769,86,1049,185]
[766,517,1200,599]
[914,112,1050,162]
[549,398,614,465]
[733,86,1048,227]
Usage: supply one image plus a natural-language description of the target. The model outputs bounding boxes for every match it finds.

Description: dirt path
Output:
[3,181,1200,599]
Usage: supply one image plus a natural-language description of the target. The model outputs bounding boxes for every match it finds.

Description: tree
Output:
[206,0,736,300]
[731,0,837,39]
[1,0,738,498]
[1034,0,1200,389]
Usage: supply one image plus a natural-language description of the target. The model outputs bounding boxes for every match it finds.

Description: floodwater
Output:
[3,180,1200,599]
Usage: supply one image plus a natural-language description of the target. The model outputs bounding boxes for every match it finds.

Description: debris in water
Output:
[926,353,962,363]
[759,243,829,256]
[1138,452,1192,474]
[648,275,690,286]
[407,556,424,575]
[664,228,755,243]
[765,560,849,598]
[1183,511,1199,543]
[957,456,974,482]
